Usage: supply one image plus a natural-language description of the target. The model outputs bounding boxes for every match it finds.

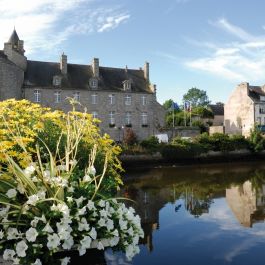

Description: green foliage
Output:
[192,106,214,119]
[191,120,207,133]
[166,111,186,126]
[163,99,174,110]
[183,87,210,107]
[195,133,249,152]
[140,136,160,152]
[248,126,265,152]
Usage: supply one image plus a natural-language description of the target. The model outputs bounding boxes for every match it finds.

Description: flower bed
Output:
[0,103,144,265]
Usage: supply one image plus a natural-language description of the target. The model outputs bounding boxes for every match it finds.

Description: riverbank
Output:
[120,149,265,169]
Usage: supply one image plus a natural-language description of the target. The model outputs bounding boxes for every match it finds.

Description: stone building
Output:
[225,82,265,136]
[0,29,165,141]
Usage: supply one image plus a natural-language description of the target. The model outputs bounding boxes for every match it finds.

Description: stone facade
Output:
[224,82,265,136]
[1,30,166,141]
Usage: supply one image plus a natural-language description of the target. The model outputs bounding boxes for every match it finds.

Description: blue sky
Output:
[1,0,265,105]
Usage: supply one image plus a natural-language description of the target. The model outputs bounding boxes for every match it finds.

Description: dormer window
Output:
[89,78,98,89]
[53,76,61,87]
[123,80,131,91]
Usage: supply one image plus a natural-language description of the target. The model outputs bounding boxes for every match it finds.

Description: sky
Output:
[1,0,265,105]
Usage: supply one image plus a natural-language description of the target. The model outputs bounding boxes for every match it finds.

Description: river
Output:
[105,162,265,265]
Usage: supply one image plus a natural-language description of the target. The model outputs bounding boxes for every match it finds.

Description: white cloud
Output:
[97,14,130,33]
[186,18,265,83]
[0,0,130,55]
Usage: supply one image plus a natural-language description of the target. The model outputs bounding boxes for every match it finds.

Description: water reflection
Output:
[107,162,265,265]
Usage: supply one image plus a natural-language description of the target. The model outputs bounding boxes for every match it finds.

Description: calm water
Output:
[105,162,265,265]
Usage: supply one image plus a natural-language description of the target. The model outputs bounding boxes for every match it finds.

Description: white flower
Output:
[97,241,104,250]
[106,219,114,231]
[6,189,17,198]
[78,206,86,216]
[61,257,71,265]
[26,194,39,206]
[43,170,51,178]
[16,240,28,257]
[0,206,9,218]
[78,218,90,231]
[119,219,128,230]
[83,174,91,182]
[88,227,97,240]
[98,200,105,207]
[87,166,96,176]
[112,229,119,237]
[80,235,92,249]
[57,165,66,171]
[43,223,54,233]
[47,234,60,250]
[98,218,106,227]
[30,218,39,228]
[57,203,70,216]
[78,246,86,256]
[127,227,134,236]
[75,196,85,207]
[67,186,74,193]
[7,227,19,240]
[62,236,74,250]
[67,196,73,203]
[24,165,35,175]
[86,200,95,211]
[13,257,20,264]
[26,227,38,242]
[37,191,46,200]
[100,209,108,218]
[109,236,119,247]
[3,249,15,260]
[32,258,42,265]
[17,183,25,194]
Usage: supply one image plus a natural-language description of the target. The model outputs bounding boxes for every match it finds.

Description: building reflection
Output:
[226,180,265,228]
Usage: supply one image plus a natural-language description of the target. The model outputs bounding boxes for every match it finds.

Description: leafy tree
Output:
[192,106,214,119]
[248,125,265,152]
[163,99,174,110]
[183,87,210,107]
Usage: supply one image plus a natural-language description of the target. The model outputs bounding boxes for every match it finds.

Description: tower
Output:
[4,29,27,71]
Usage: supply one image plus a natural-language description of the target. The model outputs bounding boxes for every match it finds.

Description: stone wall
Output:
[224,82,254,136]
[0,57,23,99]
[24,88,166,141]
[209,126,224,135]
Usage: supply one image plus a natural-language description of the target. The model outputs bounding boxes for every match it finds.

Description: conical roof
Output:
[8,29,19,45]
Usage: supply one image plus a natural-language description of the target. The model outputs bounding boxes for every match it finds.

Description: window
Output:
[73,92,80,102]
[123,80,131,91]
[91,93,97,104]
[141,95,147,106]
[109,111,115,126]
[54,91,61,103]
[34,89,41,103]
[125,112,132,126]
[260,105,265,114]
[92,111,98,119]
[257,117,261,125]
[53,76,61,86]
[124,95,131,106]
[90,78,98,89]
[141,112,148,126]
[109,94,115,105]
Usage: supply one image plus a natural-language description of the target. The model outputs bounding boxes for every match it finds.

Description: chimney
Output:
[144,61,149,82]
[92,58,99,78]
[60,53,67,75]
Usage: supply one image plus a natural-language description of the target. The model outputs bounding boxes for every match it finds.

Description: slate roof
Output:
[248,86,265,101]
[208,104,224,116]
[24,60,151,93]
[8,29,19,45]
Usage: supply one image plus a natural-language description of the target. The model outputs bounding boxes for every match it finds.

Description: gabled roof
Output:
[248,86,265,101]
[208,104,224,116]
[8,29,19,45]
[24,60,152,93]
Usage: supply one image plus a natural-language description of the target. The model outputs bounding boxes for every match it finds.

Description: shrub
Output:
[248,126,265,152]
[123,128,137,146]
[140,136,160,152]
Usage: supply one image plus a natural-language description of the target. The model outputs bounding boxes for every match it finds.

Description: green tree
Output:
[183,87,210,107]
[163,99,174,110]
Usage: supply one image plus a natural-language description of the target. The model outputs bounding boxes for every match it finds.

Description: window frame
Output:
[54,91,61,103]
[34,89,41,103]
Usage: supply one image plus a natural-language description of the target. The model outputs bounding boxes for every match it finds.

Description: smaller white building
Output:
[225,82,265,136]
